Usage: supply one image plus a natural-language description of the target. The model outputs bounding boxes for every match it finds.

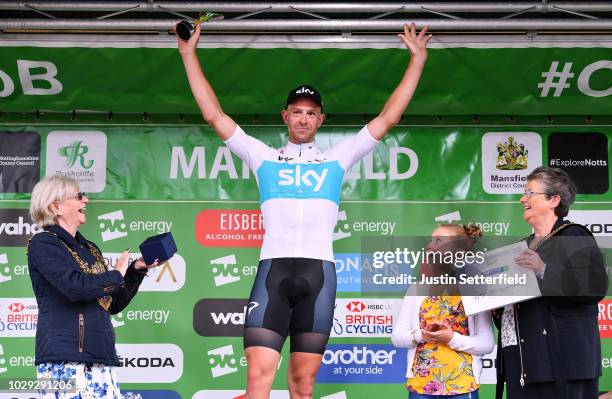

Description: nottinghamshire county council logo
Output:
[59,140,94,169]
[496,136,528,170]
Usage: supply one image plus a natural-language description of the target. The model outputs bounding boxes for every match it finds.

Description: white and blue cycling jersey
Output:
[224,125,379,261]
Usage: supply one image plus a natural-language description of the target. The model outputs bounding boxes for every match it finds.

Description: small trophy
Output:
[176,12,223,41]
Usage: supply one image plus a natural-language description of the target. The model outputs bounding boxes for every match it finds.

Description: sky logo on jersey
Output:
[316,344,406,383]
[258,160,344,204]
[335,253,361,292]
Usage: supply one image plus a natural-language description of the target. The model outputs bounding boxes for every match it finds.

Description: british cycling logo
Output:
[97,209,172,242]
[0,298,38,337]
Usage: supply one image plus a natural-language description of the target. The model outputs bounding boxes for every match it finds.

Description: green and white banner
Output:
[0,42,611,115]
[0,124,611,399]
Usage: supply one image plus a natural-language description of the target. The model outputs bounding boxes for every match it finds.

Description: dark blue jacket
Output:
[27,224,147,366]
[495,218,608,399]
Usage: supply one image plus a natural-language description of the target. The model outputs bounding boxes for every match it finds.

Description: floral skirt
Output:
[36,362,121,399]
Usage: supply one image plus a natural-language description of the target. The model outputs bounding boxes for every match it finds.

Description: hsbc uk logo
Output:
[208,345,240,378]
[97,210,172,242]
[346,301,365,312]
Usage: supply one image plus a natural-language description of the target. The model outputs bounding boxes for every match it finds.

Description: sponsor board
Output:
[111,308,170,329]
[0,253,30,285]
[97,210,172,242]
[334,254,362,292]
[103,252,186,291]
[207,344,245,379]
[209,254,258,288]
[0,298,37,337]
[566,210,612,248]
[116,343,183,383]
[482,132,542,194]
[599,299,612,338]
[479,345,498,384]
[195,210,264,247]
[333,210,397,242]
[0,131,40,193]
[193,299,248,337]
[0,343,35,375]
[331,298,401,338]
[434,210,510,236]
[0,209,41,247]
[548,132,608,194]
[45,131,107,192]
[316,344,406,383]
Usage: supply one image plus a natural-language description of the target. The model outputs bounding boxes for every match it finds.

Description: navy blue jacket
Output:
[27,224,147,366]
[495,218,608,399]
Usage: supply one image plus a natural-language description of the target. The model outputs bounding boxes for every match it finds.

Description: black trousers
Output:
[502,345,599,399]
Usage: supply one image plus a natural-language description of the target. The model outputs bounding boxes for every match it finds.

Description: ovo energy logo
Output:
[59,140,93,169]
[98,210,128,241]
[97,210,172,242]
[208,345,240,378]
[211,255,240,286]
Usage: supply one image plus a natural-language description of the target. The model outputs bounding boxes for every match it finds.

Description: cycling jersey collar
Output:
[284,140,317,155]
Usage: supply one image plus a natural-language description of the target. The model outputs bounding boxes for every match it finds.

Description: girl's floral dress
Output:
[407,296,478,396]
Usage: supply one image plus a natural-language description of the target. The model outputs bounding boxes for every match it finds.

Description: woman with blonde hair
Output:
[28,175,159,398]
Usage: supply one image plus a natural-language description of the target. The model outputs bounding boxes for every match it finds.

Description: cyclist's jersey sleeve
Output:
[224,124,379,261]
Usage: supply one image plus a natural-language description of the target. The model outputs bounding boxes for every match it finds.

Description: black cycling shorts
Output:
[243,257,336,354]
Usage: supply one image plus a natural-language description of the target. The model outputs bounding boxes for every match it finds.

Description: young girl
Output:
[391,224,494,399]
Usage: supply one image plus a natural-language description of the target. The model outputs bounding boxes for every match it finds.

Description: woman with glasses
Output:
[27,175,159,398]
[495,166,608,399]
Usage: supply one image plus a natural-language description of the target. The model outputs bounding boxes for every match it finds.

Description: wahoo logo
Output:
[208,345,239,378]
[0,344,7,374]
[258,161,344,204]
[98,210,128,241]
[278,165,328,192]
[211,308,245,325]
[211,254,240,287]
[0,253,10,283]
[0,209,42,247]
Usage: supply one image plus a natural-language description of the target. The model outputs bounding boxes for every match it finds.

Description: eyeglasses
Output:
[67,192,87,201]
[522,190,550,199]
